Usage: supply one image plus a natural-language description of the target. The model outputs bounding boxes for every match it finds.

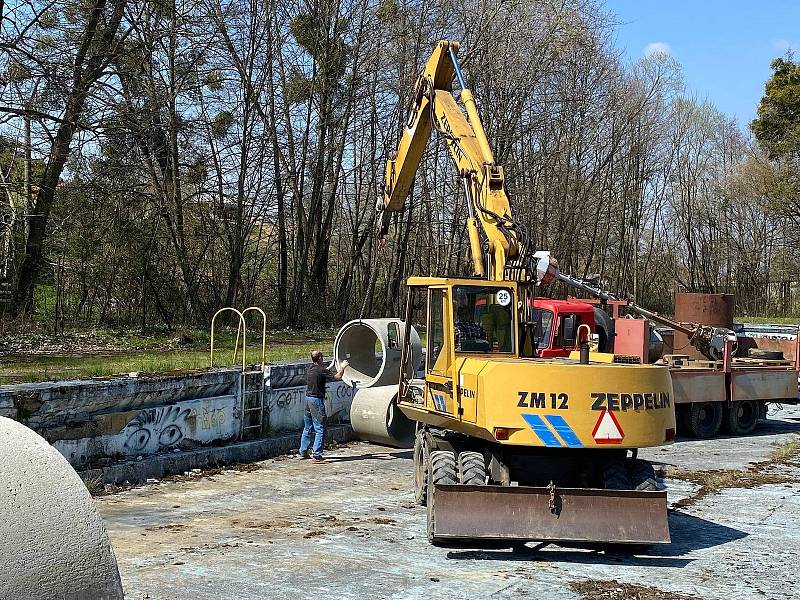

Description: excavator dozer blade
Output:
[429,484,670,545]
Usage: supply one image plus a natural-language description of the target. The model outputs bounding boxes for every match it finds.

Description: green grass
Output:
[735,316,799,325]
[0,327,335,384]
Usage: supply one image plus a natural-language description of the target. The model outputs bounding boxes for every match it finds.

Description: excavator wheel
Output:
[413,429,431,506]
[457,451,487,485]
[723,400,759,436]
[628,459,659,491]
[602,460,630,490]
[687,402,723,438]
[427,450,458,545]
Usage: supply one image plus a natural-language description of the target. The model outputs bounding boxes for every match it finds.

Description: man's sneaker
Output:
[295,452,310,459]
[311,456,326,464]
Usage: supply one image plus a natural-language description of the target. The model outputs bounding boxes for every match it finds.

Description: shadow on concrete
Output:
[672,417,800,444]
[444,511,746,568]
[326,450,412,463]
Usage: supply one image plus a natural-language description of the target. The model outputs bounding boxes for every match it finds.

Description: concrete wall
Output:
[264,362,354,431]
[0,360,356,470]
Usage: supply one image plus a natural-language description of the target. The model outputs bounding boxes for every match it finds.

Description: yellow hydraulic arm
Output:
[379,40,527,282]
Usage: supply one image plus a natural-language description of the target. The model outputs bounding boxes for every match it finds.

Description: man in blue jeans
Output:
[298,350,348,463]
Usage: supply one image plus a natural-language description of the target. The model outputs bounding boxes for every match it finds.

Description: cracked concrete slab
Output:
[98,405,800,600]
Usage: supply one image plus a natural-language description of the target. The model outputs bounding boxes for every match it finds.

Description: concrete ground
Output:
[99,405,800,600]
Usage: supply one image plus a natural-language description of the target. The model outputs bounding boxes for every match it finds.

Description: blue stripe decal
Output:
[545,415,584,448]
[522,414,562,447]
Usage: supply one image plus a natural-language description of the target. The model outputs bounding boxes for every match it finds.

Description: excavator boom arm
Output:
[380,40,521,281]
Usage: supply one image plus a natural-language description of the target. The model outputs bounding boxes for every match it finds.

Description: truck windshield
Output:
[452,285,514,353]
[533,308,553,349]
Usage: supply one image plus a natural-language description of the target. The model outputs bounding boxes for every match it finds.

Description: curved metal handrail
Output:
[234,306,267,371]
[210,307,246,370]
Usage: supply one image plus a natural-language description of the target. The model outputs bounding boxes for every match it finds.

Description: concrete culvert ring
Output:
[334,319,421,388]
[350,386,415,448]
[0,416,123,599]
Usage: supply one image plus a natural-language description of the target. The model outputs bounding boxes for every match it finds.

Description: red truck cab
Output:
[533,298,597,357]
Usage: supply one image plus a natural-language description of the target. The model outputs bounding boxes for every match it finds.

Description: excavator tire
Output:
[629,459,659,491]
[723,400,759,436]
[427,450,458,545]
[429,450,458,486]
[458,451,487,485]
[687,401,723,438]
[413,430,430,506]
[602,460,630,490]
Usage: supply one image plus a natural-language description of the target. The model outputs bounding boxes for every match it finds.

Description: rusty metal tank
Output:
[673,292,734,359]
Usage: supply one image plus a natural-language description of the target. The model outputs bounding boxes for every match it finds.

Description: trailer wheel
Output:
[602,460,630,490]
[723,400,759,436]
[413,430,430,506]
[628,459,658,491]
[687,402,722,438]
[427,450,458,545]
[458,451,487,485]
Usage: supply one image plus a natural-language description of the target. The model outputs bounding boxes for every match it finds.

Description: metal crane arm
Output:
[379,40,524,282]
[534,251,737,361]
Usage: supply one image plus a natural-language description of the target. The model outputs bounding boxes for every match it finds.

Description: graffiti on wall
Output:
[123,405,193,453]
[53,394,240,464]
[265,381,354,432]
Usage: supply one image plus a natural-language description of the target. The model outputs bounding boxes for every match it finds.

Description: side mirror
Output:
[388,322,400,350]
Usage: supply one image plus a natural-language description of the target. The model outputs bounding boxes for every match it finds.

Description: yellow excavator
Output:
[378,40,676,545]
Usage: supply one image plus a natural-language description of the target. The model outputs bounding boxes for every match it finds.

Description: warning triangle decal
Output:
[592,409,624,444]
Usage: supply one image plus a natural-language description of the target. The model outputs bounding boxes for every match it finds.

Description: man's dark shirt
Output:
[306,363,336,398]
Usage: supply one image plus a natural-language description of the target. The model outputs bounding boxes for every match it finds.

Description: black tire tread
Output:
[458,451,486,485]
[629,459,659,491]
[429,450,458,485]
[602,460,630,490]
[688,402,723,438]
[723,400,759,436]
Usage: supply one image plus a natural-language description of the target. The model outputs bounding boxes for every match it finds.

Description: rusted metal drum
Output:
[674,293,734,359]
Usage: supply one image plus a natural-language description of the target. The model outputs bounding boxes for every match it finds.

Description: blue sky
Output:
[604,1,799,127]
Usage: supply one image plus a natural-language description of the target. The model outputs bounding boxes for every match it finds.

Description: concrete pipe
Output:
[334,319,422,388]
[0,417,123,600]
[350,385,415,448]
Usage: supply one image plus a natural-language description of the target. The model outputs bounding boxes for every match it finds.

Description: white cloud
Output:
[772,39,798,53]
[644,42,672,57]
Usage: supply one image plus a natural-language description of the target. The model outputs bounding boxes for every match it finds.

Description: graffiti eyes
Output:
[126,429,151,452]
[158,424,184,447]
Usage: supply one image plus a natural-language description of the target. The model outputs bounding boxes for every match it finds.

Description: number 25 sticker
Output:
[496,289,511,306]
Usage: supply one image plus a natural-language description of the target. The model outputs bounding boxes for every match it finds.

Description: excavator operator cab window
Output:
[452,285,514,353]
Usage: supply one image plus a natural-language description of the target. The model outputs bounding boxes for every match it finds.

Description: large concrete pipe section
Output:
[674,292,734,359]
[349,386,416,448]
[334,319,422,448]
[0,416,123,600]
[334,318,422,387]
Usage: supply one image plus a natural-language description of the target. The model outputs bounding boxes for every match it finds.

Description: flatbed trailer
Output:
[542,297,800,438]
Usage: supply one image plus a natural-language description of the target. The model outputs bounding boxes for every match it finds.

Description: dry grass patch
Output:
[569,579,699,600]
[668,434,800,508]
